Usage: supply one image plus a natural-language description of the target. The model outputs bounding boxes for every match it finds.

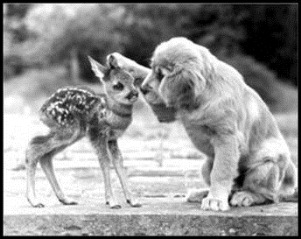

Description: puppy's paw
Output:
[107,52,128,69]
[201,196,230,211]
[186,188,209,203]
[107,52,135,72]
[230,191,255,207]
[106,53,121,69]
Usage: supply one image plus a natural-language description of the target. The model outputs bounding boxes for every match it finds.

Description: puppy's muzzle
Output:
[140,85,151,95]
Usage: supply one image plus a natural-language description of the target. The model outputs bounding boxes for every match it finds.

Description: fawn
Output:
[26,55,141,209]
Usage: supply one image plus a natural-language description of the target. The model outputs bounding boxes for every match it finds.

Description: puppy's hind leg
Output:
[230,161,279,207]
[230,150,294,207]
[279,160,298,201]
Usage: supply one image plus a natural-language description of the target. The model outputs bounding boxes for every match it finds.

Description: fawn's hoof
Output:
[33,203,45,208]
[127,199,142,207]
[59,198,78,205]
[111,204,122,209]
[27,197,45,208]
[106,201,122,209]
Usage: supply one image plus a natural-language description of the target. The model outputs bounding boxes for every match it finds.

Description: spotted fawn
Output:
[26,55,141,209]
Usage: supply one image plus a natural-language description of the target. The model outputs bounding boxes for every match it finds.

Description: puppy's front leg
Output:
[201,134,239,211]
[107,53,151,80]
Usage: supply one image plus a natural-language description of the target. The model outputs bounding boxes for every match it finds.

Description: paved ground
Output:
[3,112,298,236]
[4,198,297,236]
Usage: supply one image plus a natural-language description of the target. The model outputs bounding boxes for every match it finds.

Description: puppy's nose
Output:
[140,85,151,95]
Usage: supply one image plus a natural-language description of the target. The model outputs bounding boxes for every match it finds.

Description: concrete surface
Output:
[4,198,298,236]
[3,113,299,236]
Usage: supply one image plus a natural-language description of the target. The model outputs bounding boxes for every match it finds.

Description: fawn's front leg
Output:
[93,138,121,209]
[108,140,141,207]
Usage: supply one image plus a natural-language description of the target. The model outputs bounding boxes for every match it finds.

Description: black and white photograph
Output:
[3,3,298,236]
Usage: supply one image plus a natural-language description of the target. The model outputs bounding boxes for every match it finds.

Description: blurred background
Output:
[4,3,298,112]
[3,4,298,204]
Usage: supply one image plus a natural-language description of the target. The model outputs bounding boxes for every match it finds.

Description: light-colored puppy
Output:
[108,37,297,211]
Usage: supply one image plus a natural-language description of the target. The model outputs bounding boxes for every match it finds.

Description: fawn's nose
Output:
[126,90,139,100]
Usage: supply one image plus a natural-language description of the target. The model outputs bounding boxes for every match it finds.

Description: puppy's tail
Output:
[279,161,298,202]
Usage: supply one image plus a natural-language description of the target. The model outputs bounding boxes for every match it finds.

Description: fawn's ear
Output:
[88,56,106,80]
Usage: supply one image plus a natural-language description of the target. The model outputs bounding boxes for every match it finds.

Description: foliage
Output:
[235,5,297,85]
[21,4,124,64]
[3,3,297,104]
[220,54,282,106]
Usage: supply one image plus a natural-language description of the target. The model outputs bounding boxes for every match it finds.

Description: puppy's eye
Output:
[113,82,124,91]
[156,70,164,82]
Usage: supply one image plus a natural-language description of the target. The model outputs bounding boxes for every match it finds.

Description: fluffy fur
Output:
[108,37,297,211]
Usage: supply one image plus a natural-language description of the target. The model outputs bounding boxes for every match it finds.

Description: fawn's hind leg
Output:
[40,146,78,205]
[108,140,141,207]
[26,133,60,207]
[26,128,81,207]
[26,138,46,208]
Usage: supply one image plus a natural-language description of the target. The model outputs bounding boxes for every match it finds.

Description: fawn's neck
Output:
[106,96,133,119]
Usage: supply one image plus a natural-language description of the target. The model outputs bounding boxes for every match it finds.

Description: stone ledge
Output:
[4,198,298,236]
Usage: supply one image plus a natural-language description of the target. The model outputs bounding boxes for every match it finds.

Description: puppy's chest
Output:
[182,118,214,155]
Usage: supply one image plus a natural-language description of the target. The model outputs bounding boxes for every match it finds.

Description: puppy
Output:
[108,37,297,211]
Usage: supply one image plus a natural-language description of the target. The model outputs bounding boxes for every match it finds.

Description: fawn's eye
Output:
[113,82,124,91]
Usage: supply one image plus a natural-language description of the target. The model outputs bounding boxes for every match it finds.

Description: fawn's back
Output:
[39,56,139,141]
[40,88,103,127]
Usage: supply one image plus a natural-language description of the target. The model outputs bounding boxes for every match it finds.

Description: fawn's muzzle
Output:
[126,90,139,100]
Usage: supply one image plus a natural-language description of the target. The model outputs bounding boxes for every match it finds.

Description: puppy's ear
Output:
[168,66,206,110]
[88,56,107,81]
[190,68,206,96]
